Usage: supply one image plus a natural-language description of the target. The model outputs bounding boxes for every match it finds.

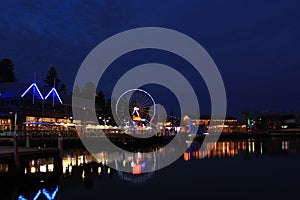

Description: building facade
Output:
[0,82,74,135]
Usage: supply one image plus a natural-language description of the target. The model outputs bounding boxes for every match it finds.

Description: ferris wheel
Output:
[116,89,156,126]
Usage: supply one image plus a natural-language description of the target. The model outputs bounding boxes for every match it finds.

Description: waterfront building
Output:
[0,81,252,136]
[240,111,249,125]
[253,112,300,130]
[183,115,241,134]
[0,82,75,135]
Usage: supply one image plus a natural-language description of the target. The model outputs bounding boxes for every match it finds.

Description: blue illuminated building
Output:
[0,81,73,133]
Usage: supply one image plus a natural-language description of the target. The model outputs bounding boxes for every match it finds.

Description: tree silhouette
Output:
[44,67,61,88]
[0,58,16,82]
[72,85,80,96]
[59,84,66,95]
[105,97,116,125]
[81,82,96,99]
[95,91,106,112]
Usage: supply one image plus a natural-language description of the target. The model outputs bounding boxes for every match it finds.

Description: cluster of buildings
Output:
[240,111,300,131]
[0,80,242,136]
[181,114,243,134]
[0,81,74,135]
[1,80,299,137]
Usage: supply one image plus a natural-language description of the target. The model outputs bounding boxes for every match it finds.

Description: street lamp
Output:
[103,119,109,126]
[14,112,17,138]
[98,116,110,126]
[9,111,17,136]
[9,111,18,165]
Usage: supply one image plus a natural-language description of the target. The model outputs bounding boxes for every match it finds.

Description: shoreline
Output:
[1,131,300,150]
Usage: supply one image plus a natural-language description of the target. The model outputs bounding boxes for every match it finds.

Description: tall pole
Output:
[33,72,36,104]
[52,89,55,107]
[52,77,56,107]
[32,83,35,104]
[14,112,19,166]
[14,113,17,137]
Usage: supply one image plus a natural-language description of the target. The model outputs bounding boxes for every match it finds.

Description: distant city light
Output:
[39,165,47,173]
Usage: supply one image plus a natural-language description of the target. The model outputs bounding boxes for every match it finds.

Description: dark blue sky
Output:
[0,0,300,118]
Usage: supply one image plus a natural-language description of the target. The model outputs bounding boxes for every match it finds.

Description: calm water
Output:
[1,136,300,200]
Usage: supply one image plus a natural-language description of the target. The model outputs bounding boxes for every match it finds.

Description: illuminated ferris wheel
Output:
[116,89,156,126]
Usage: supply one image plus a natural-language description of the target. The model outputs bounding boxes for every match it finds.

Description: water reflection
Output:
[1,136,300,199]
[0,163,9,173]
[26,158,55,174]
[61,149,156,184]
[18,186,58,200]
[184,139,256,161]
[183,137,300,161]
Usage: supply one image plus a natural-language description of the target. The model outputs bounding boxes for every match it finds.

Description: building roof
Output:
[0,82,32,98]
[0,82,66,105]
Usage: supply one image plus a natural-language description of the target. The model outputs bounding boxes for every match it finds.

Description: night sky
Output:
[0,0,300,118]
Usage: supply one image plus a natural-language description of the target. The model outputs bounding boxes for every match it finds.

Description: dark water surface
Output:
[1,136,300,200]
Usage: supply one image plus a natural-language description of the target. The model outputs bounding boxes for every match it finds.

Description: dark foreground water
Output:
[1,136,300,200]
